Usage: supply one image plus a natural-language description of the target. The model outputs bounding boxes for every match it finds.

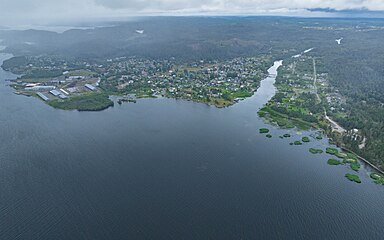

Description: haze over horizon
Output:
[1,0,384,27]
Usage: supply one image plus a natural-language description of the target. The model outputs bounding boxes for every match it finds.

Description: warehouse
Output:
[36,92,49,101]
[85,84,96,91]
[50,90,61,96]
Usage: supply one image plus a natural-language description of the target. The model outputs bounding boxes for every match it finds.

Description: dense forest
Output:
[0,17,325,60]
[311,32,384,169]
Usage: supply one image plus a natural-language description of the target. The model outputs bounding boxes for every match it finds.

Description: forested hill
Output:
[310,27,384,168]
[0,17,328,60]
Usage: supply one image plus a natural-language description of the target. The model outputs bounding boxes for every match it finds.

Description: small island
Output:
[326,147,339,155]
[345,173,361,184]
[327,159,342,165]
[309,148,323,154]
[350,162,361,172]
[259,128,270,134]
[293,141,302,145]
[370,173,384,185]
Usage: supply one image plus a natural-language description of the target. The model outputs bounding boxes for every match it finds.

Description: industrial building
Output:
[36,92,49,101]
[85,84,96,91]
[50,90,62,96]
[25,86,56,91]
[60,89,69,95]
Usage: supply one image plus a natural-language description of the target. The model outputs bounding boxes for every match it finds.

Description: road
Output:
[312,57,346,134]
[312,58,321,103]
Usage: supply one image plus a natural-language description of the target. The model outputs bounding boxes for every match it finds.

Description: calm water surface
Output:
[0,54,384,239]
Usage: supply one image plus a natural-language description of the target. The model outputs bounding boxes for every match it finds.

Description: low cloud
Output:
[1,0,384,27]
[93,0,384,11]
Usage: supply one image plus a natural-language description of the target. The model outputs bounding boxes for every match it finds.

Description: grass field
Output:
[48,93,114,111]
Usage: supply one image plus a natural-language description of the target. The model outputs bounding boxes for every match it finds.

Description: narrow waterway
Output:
[237,60,283,109]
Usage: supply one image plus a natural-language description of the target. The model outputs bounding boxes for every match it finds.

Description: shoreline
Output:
[340,146,384,175]
[2,54,273,112]
[258,53,384,177]
[2,50,383,177]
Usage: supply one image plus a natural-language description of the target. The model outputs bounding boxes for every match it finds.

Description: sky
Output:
[1,0,384,27]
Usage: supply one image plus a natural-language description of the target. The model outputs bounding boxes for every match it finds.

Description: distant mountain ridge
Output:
[307,7,384,18]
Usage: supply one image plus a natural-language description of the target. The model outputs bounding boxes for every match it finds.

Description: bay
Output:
[0,54,383,239]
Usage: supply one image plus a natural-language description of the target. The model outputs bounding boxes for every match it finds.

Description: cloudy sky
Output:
[1,0,384,26]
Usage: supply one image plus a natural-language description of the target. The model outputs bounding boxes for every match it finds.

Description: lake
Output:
[0,53,384,239]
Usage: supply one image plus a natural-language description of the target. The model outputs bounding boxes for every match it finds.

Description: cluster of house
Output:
[12,54,270,103]
[101,56,269,101]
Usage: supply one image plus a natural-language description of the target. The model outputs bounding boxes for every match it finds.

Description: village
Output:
[8,55,273,108]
